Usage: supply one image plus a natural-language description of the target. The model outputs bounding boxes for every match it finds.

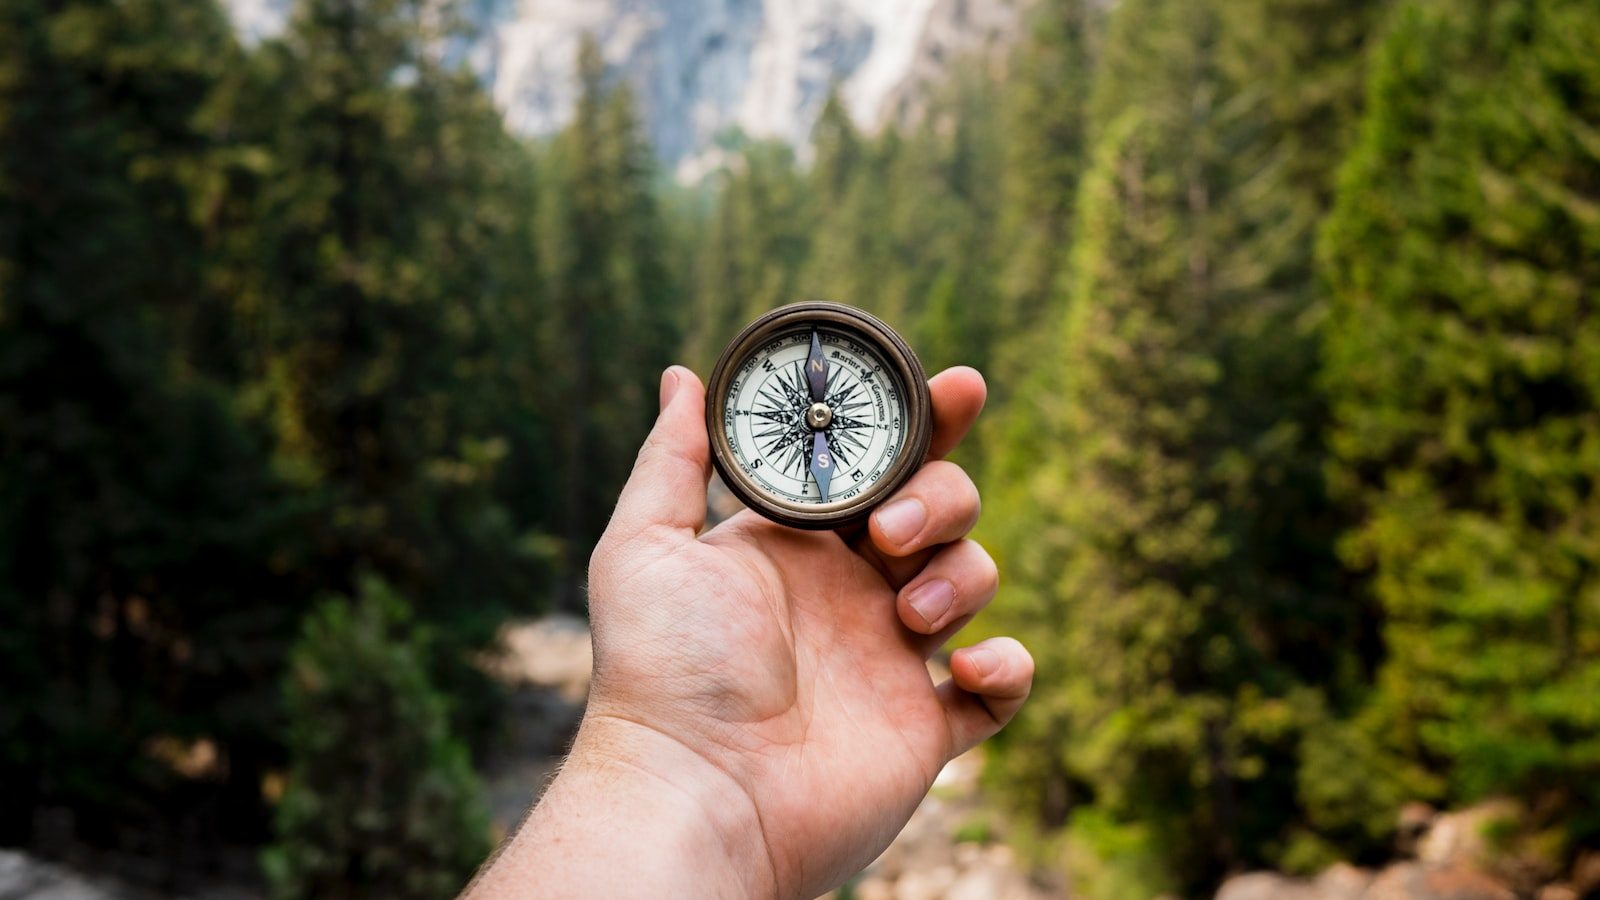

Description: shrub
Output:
[262,577,491,900]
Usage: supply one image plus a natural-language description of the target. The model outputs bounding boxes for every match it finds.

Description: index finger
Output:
[926,367,987,460]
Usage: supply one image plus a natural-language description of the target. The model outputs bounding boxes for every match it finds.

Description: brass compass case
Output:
[705,302,934,530]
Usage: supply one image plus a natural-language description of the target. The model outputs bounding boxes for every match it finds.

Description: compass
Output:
[705,301,933,530]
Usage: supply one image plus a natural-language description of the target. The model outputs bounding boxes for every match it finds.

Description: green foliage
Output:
[537,37,677,606]
[10,0,1600,891]
[243,0,549,638]
[987,0,1099,400]
[951,816,996,845]
[0,0,305,842]
[263,578,490,900]
[1061,806,1179,899]
[979,0,1385,887]
[1320,0,1600,827]
[1295,702,1440,851]
[683,139,811,371]
[0,0,555,866]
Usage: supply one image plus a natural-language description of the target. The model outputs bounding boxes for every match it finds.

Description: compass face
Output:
[721,327,909,506]
[706,302,933,530]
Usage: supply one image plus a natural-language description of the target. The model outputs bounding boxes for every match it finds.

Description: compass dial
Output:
[723,328,908,505]
[706,302,932,530]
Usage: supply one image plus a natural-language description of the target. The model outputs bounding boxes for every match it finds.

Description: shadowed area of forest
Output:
[2,0,1598,896]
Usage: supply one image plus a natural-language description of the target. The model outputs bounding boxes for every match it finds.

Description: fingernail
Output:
[966,648,999,678]
[874,498,926,547]
[906,579,955,628]
[659,367,680,412]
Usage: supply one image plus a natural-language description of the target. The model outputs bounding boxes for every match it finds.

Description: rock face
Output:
[219,0,1022,178]
[875,0,1021,125]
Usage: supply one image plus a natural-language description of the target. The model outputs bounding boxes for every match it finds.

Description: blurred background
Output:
[2,0,1597,896]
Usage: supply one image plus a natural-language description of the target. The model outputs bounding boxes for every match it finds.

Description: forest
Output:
[2,0,1598,896]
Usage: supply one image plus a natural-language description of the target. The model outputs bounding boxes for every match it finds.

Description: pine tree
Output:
[810,88,862,210]
[263,579,490,899]
[983,0,1388,887]
[987,0,1100,399]
[1320,0,1600,834]
[239,0,547,640]
[896,68,1005,383]
[0,0,300,846]
[539,37,676,607]
[802,97,905,324]
[685,139,812,371]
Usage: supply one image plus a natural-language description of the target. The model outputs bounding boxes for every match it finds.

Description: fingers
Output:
[848,367,985,586]
[601,366,711,548]
[938,637,1034,757]
[896,540,998,638]
[867,460,980,559]
[926,367,987,461]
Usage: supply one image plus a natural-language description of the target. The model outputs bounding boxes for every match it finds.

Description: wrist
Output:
[570,711,777,896]
[470,710,776,899]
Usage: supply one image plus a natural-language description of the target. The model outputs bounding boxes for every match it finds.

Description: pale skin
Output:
[465,365,1035,900]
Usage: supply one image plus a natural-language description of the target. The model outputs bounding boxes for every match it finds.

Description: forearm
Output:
[464,714,775,899]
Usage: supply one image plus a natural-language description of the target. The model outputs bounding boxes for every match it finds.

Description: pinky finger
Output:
[937,637,1035,758]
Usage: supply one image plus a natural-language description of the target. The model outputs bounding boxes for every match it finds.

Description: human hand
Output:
[467,365,1033,900]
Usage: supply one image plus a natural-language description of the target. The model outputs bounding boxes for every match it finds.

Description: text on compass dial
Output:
[722,328,909,505]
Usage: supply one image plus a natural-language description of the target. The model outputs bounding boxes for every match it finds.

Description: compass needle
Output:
[809,431,833,501]
[807,330,828,403]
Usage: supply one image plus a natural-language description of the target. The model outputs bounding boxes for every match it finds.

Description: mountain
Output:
[222,0,1022,180]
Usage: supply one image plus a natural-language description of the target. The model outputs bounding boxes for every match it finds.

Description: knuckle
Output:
[916,460,981,531]
[965,540,1000,588]
[637,426,706,476]
[997,638,1035,679]
[922,459,963,484]
[927,460,980,515]
[961,475,982,523]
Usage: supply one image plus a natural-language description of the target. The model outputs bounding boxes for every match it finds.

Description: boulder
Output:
[893,864,959,900]
[945,864,1047,900]
[0,850,121,900]
[1570,849,1600,896]
[1316,862,1376,899]
[1365,861,1515,900]
[1215,872,1323,900]
[1214,865,1372,900]
[1397,803,1439,857]
[1416,800,1521,870]
[488,613,595,701]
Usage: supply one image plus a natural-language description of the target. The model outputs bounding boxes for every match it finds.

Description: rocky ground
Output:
[1215,802,1600,900]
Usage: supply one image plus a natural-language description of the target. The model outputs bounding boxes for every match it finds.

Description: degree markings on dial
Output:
[726,328,908,505]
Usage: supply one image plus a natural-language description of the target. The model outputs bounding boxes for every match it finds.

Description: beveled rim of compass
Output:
[705,301,934,531]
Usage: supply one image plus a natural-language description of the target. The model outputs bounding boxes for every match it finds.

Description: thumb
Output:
[604,366,711,546]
